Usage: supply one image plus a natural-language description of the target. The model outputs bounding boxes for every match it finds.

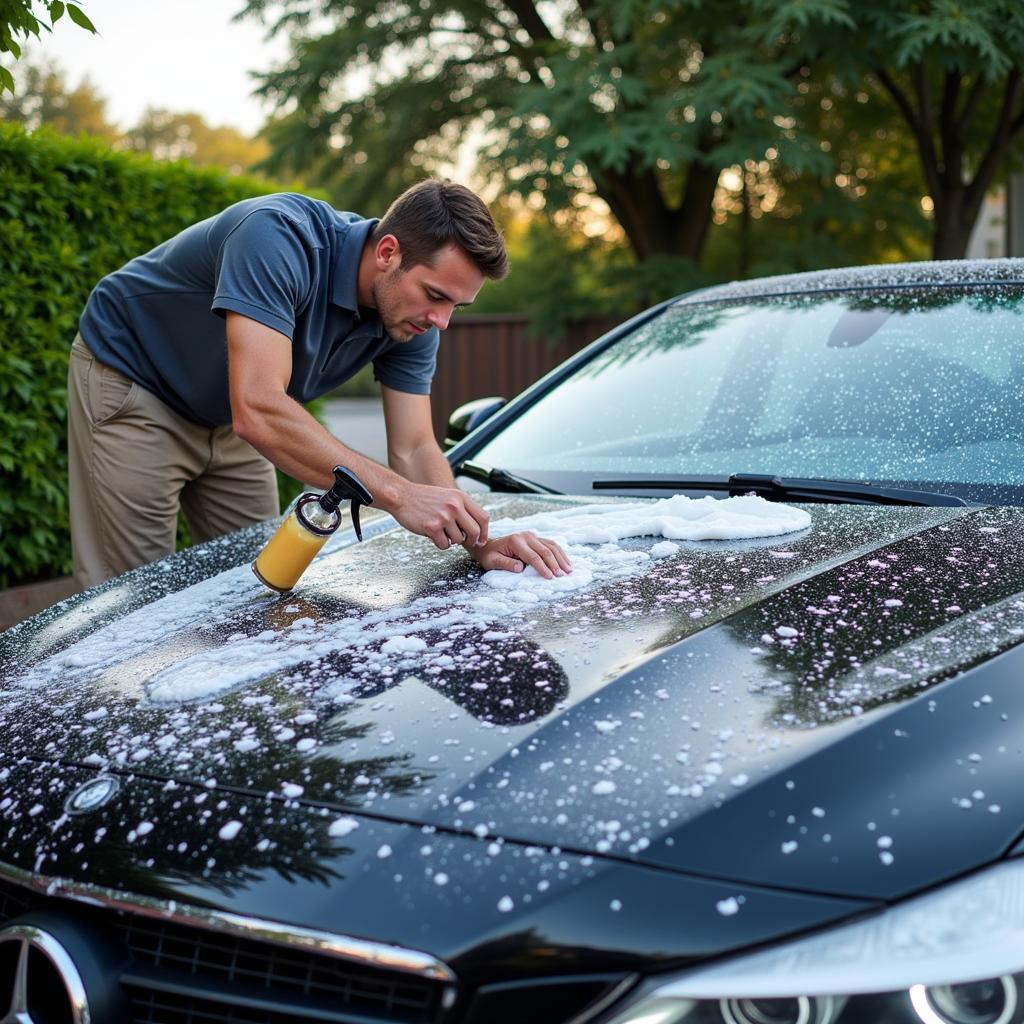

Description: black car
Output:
[3,259,1024,1024]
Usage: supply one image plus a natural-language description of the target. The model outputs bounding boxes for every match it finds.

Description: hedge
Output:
[0,124,309,588]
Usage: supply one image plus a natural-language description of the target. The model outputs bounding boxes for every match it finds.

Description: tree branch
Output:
[939,70,960,149]
[874,67,941,198]
[500,0,556,44]
[938,70,964,194]
[956,73,986,144]
[1011,106,1024,139]
[913,61,941,176]
[965,68,1023,217]
[873,68,916,128]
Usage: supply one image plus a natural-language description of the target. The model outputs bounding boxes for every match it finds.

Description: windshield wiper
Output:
[593,473,972,507]
[456,460,562,495]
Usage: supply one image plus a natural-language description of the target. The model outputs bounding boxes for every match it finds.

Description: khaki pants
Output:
[67,335,280,590]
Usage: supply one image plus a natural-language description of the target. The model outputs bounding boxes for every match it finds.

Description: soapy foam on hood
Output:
[12,495,811,705]
[488,494,811,545]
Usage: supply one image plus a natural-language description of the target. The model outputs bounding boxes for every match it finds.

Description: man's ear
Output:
[375,233,402,271]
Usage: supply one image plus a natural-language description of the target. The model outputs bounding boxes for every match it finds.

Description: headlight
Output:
[600,858,1024,1024]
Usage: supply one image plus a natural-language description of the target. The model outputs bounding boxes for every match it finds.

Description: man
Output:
[67,180,570,589]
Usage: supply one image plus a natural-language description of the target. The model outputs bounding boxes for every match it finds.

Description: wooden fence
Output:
[430,313,622,440]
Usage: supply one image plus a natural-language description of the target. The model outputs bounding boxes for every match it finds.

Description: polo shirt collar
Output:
[331,216,382,335]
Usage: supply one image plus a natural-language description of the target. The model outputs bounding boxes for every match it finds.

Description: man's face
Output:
[372,242,485,342]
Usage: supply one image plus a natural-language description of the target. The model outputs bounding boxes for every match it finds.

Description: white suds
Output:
[328,817,359,838]
[381,635,428,655]
[650,541,680,559]
[218,820,243,841]
[17,494,810,707]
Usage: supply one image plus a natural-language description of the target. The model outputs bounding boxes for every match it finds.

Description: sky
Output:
[23,0,289,135]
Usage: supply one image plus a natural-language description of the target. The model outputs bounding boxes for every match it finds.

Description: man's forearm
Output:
[226,315,489,545]
[389,439,457,489]
[236,393,408,513]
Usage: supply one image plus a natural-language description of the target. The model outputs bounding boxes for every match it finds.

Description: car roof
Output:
[673,257,1024,307]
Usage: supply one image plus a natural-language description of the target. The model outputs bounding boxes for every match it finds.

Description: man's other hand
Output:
[393,481,490,549]
[470,533,572,579]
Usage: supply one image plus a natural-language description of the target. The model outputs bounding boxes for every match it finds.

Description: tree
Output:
[0,0,95,94]
[122,108,270,176]
[836,1,1024,259]
[239,0,849,267]
[705,70,932,281]
[469,203,632,330]
[0,58,117,140]
[0,63,272,176]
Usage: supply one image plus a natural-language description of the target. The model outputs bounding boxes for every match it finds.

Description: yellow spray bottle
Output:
[252,466,373,594]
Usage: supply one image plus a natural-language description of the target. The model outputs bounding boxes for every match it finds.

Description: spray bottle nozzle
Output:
[318,466,374,541]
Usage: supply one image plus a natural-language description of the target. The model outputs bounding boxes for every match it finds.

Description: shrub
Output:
[0,124,311,587]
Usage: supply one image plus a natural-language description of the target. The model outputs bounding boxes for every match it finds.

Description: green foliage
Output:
[0,0,95,93]
[242,0,1024,268]
[471,213,714,336]
[240,0,853,264]
[1,58,274,178]
[858,0,1022,76]
[0,123,292,586]
[0,58,117,139]
[704,73,933,281]
[825,0,1024,257]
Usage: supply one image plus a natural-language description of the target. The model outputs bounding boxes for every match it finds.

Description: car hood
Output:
[3,495,1024,902]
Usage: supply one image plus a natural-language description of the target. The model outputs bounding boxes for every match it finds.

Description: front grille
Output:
[125,917,437,1018]
[0,878,31,921]
[128,988,330,1024]
[0,875,628,1024]
[0,877,445,1024]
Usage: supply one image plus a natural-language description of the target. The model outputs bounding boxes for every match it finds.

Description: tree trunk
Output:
[674,160,719,262]
[592,160,718,265]
[931,210,972,259]
[872,66,1023,263]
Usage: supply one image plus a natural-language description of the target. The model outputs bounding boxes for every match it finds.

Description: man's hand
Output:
[392,479,491,550]
[469,532,572,579]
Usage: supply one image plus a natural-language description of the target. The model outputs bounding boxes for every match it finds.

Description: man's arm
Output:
[381,385,459,487]
[381,385,572,579]
[226,312,490,550]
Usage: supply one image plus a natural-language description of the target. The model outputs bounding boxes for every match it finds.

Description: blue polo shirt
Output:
[78,193,439,428]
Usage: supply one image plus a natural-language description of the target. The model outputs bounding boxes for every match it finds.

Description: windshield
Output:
[471,286,1024,504]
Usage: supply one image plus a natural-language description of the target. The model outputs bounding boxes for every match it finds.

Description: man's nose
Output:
[427,305,452,330]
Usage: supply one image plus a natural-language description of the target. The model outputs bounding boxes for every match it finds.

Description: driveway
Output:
[320,396,387,464]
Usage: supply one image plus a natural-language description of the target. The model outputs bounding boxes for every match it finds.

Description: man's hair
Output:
[373,180,509,280]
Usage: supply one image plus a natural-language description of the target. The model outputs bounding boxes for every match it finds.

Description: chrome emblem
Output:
[0,925,90,1023]
[64,777,119,816]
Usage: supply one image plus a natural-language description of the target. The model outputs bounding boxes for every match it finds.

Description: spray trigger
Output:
[319,466,374,542]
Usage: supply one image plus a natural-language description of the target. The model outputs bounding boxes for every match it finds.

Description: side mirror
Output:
[444,396,507,449]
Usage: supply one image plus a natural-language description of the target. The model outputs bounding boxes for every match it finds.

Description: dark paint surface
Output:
[1,496,1023,912]
[0,760,869,981]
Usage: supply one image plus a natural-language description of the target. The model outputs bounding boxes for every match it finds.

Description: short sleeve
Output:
[372,328,440,395]
[212,210,316,339]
